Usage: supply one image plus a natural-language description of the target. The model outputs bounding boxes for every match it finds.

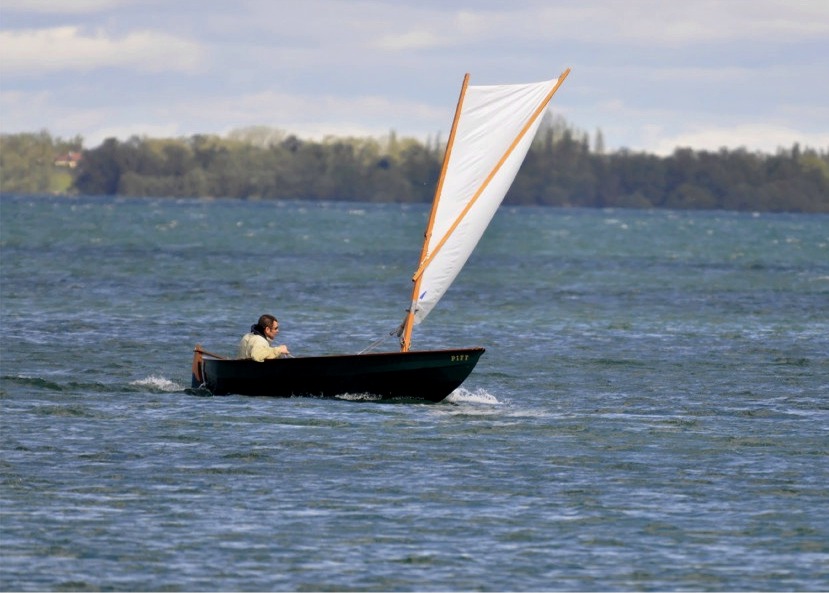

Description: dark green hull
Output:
[192,347,485,402]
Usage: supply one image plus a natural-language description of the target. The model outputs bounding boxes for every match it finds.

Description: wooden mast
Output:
[400,73,470,352]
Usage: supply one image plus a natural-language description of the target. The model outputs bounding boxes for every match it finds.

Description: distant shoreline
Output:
[2,127,828,213]
[3,192,828,217]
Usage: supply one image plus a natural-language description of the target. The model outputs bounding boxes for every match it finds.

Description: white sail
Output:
[408,74,569,331]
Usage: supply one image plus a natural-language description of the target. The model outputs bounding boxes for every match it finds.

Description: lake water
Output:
[1,194,827,591]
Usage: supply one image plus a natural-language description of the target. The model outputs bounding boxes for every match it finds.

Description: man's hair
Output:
[257,314,277,330]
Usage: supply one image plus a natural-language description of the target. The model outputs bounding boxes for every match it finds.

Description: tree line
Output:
[1,120,827,213]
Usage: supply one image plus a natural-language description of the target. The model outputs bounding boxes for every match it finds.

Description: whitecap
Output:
[129,375,184,392]
[445,387,502,405]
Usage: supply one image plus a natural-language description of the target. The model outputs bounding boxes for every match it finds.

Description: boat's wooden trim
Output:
[191,344,204,386]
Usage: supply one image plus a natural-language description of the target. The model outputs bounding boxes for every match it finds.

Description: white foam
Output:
[334,392,384,402]
[445,387,502,405]
[130,375,184,392]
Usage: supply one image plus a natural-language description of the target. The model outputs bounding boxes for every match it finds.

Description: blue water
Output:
[1,195,828,591]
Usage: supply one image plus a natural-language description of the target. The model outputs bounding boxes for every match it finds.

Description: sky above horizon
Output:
[1,0,827,155]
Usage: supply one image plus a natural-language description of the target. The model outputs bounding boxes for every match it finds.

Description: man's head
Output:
[257,314,279,340]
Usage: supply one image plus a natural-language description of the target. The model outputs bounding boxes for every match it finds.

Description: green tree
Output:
[5,120,826,213]
[0,131,82,193]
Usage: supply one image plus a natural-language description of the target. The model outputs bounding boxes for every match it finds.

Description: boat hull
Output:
[192,347,485,402]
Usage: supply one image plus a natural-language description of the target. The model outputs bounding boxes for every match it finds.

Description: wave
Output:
[2,374,114,394]
[330,388,502,405]
[445,387,503,405]
[129,375,186,393]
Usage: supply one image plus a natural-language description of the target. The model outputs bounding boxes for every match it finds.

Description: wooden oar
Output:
[194,345,227,360]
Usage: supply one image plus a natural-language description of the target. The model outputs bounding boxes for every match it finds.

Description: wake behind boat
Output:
[191,69,570,401]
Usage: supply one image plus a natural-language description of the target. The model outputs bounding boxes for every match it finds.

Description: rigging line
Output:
[359,326,401,354]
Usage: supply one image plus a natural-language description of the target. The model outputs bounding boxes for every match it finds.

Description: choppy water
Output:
[1,194,828,591]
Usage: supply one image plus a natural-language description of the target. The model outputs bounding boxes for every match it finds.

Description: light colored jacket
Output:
[237,332,288,362]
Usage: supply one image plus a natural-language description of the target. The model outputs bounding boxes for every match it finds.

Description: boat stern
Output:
[191,344,204,388]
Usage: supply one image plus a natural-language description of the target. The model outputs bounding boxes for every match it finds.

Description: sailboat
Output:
[191,69,570,401]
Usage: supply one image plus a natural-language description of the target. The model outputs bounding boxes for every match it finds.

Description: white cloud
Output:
[373,29,446,51]
[0,26,204,76]
[86,122,184,146]
[0,0,126,14]
[504,0,829,47]
[188,90,446,140]
[0,0,826,156]
[352,0,829,64]
[0,90,51,132]
[651,123,829,155]
[0,84,448,147]
[370,7,497,51]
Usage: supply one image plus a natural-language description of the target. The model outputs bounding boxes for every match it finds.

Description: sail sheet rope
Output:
[359,323,405,354]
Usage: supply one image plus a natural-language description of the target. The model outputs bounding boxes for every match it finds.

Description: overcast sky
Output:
[1,0,827,155]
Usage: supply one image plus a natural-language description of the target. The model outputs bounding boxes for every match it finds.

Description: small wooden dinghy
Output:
[191,69,570,401]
